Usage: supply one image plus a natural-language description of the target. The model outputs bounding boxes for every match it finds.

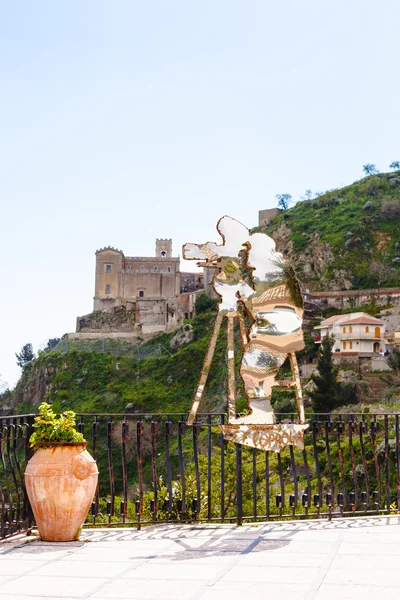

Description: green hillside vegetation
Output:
[256,171,400,290]
[13,308,227,416]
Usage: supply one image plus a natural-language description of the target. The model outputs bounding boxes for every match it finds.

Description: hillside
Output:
[255,171,400,291]
[10,306,241,416]
[9,301,316,416]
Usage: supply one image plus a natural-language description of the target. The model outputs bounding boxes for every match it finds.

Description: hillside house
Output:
[314,312,386,356]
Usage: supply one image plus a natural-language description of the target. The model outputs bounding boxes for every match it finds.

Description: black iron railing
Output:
[2,412,400,537]
[0,415,34,538]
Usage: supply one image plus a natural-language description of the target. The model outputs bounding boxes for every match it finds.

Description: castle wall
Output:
[258,208,281,227]
[89,241,204,337]
[122,272,177,299]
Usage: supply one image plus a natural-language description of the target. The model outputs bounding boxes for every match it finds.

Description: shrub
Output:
[29,402,85,448]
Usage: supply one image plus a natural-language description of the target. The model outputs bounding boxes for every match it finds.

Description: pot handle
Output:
[73,455,92,480]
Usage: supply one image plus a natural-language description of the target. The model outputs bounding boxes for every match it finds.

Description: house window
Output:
[343,327,346,333]
[366,326,369,333]
[105,284,111,294]
[375,327,381,338]
[349,341,353,349]
[105,264,111,273]
[349,326,353,333]
[343,341,347,350]
[139,290,144,297]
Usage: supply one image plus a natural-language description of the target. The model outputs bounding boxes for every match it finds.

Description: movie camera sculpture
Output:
[183,216,308,452]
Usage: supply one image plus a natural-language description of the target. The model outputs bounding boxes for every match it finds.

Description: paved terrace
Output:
[0,517,399,599]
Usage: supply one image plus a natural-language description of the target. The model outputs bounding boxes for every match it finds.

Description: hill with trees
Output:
[256,170,400,291]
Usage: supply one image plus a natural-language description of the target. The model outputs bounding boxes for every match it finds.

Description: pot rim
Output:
[34,441,87,448]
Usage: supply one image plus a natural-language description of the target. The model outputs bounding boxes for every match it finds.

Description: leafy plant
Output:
[29,402,85,448]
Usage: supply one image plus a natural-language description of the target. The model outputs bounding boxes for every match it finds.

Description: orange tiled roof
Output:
[320,315,346,324]
[339,316,383,326]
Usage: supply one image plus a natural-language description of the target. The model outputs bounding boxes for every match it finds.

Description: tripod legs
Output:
[186,312,305,428]
[187,311,224,426]
[289,352,305,424]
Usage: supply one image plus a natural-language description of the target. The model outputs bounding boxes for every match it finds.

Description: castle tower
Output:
[94,247,124,310]
[155,239,172,258]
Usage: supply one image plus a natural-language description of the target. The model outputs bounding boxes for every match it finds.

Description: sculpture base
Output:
[219,423,309,452]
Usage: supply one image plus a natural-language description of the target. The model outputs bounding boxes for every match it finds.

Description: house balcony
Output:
[333,332,383,341]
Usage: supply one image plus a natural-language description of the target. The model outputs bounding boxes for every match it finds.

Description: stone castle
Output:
[72,239,205,342]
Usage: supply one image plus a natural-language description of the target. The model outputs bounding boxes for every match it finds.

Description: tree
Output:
[363,163,379,176]
[43,338,61,352]
[309,335,338,413]
[305,189,313,200]
[389,161,400,171]
[15,343,35,368]
[276,193,292,210]
[195,292,218,314]
[370,259,391,287]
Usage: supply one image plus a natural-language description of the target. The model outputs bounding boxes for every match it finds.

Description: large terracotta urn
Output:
[25,442,98,542]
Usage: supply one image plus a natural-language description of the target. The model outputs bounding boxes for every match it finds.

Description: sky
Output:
[1,0,400,388]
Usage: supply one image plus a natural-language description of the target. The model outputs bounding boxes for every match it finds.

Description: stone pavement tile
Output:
[332,552,400,570]
[91,579,199,599]
[79,540,175,550]
[70,544,170,559]
[338,541,400,555]
[0,575,108,598]
[271,540,334,554]
[315,583,400,600]
[200,581,310,600]
[0,597,77,600]
[121,562,221,581]
[1,549,72,561]
[0,559,46,576]
[220,564,319,584]
[150,554,238,566]
[324,566,400,586]
[32,560,134,579]
[238,549,326,567]
[338,532,400,544]
[63,551,143,563]
[287,530,343,542]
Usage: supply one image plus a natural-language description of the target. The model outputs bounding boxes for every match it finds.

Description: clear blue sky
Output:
[1,0,400,388]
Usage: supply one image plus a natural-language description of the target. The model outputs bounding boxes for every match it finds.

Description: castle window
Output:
[127,265,131,272]
[161,251,167,257]
[140,266,144,272]
[154,266,158,272]
[167,267,171,273]
[139,290,144,298]
[106,264,111,273]
[105,284,111,294]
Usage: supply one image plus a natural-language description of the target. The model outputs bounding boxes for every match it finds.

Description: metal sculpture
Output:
[183,216,308,451]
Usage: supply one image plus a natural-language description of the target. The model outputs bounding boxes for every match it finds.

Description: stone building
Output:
[314,312,386,355]
[73,239,204,341]
[94,239,181,311]
[258,208,281,227]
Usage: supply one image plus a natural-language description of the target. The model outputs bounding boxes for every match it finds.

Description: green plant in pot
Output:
[25,403,98,542]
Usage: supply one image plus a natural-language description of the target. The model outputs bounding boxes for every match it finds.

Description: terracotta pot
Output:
[25,442,98,542]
